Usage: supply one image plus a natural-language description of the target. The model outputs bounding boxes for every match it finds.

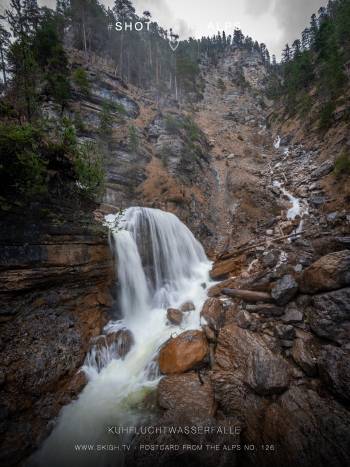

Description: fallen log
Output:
[222,288,273,303]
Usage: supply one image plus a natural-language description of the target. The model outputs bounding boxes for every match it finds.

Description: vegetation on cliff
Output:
[269,0,350,129]
[0,1,106,212]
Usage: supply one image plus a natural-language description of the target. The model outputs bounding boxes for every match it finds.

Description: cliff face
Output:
[0,210,114,465]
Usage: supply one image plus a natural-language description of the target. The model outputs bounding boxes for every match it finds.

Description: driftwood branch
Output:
[222,288,273,303]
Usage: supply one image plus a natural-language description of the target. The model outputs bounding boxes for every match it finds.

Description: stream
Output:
[32,207,211,467]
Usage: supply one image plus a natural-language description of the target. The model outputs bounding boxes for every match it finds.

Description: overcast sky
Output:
[0,0,327,59]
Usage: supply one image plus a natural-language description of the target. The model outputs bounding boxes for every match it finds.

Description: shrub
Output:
[319,101,336,130]
[72,67,90,96]
[73,141,105,198]
[217,78,226,92]
[183,117,201,142]
[0,123,47,201]
[334,150,350,177]
[128,125,139,152]
[164,114,180,134]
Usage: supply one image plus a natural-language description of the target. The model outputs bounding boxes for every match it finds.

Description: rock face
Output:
[211,324,350,467]
[158,331,209,374]
[0,218,114,466]
[300,250,350,294]
[213,324,290,397]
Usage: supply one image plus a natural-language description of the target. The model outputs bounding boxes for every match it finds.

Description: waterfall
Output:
[32,208,211,467]
[110,207,207,316]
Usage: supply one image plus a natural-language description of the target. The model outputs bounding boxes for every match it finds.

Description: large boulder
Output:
[271,274,299,305]
[300,250,350,294]
[306,288,350,344]
[158,330,209,374]
[200,298,225,331]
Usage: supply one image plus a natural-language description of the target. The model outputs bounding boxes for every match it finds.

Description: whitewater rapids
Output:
[32,207,211,467]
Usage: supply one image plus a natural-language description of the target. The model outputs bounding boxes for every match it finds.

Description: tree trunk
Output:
[222,288,273,303]
[0,46,6,88]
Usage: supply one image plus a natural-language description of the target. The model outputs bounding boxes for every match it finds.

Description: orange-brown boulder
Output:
[159,330,209,374]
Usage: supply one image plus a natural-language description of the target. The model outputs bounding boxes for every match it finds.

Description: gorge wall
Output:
[1,40,349,467]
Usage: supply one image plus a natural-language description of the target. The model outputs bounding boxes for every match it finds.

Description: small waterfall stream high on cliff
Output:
[34,207,211,467]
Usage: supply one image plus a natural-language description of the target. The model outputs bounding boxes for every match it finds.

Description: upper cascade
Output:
[107,207,208,317]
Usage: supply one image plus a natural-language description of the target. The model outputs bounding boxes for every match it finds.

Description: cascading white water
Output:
[32,207,211,467]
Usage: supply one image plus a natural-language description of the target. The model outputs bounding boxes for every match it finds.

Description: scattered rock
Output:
[246,303,285,317]
[300,250,350,294]
[159,331,209,374]
[275,324,295,340]
[271,274,299,305]
[200,298,224,331]
[236,310,252,329]
[166,308,183,325]
[311,160,334,179]
[282,303,303,323]
[262,250,279,268]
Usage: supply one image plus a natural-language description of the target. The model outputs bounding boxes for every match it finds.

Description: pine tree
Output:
[292,39,301,58]
[282,43,291,62]
[0,16,11,89]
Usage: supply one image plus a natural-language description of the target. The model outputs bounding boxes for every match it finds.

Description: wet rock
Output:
[300,250,350,294]
[318,346,350,402]
[282,303,303,323]
[200,298,224,331]
[159,331,209,374]
[158,371,216,416]
[92,329,134,365]
[292,337,318,376]
[271,274,299,305]
[166,308,183,325]
[307,288,350,344]
[179,301,195,312]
